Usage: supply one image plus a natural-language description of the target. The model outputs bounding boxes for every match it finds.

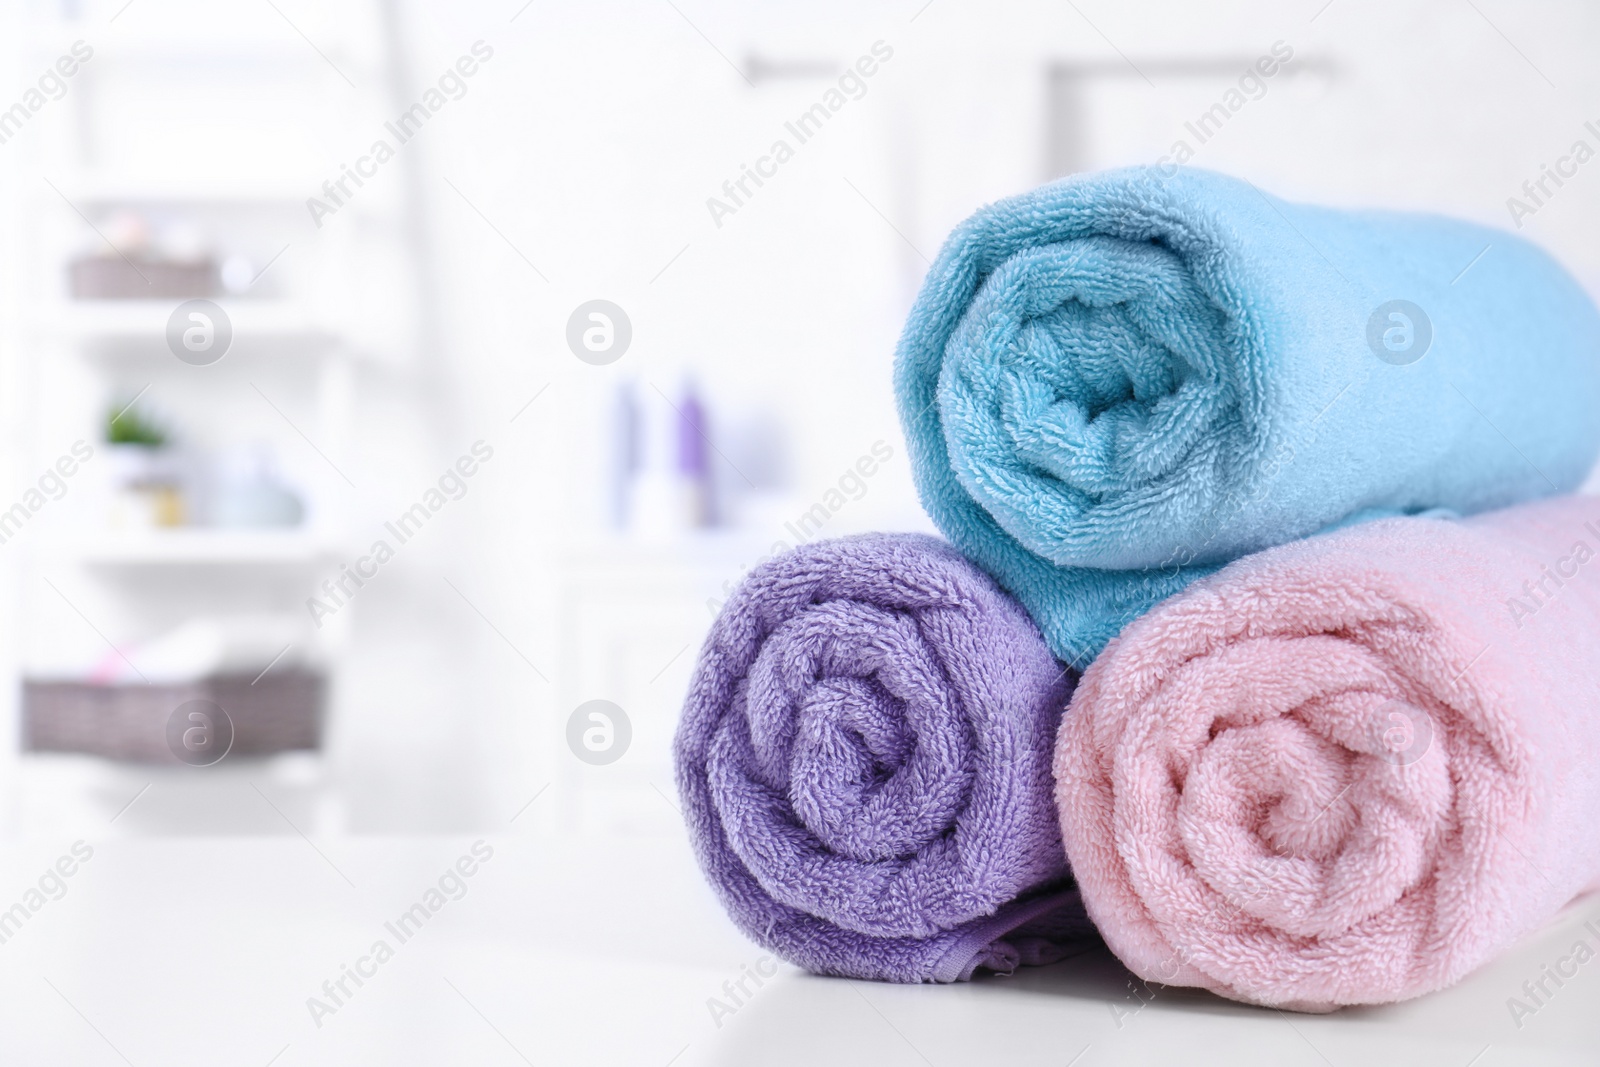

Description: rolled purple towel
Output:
[675,533,1089,982]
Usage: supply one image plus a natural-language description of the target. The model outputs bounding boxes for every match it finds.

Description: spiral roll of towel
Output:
[675,533,1089,982]
[1055,495,1600,1009]
[895,165,1600,665]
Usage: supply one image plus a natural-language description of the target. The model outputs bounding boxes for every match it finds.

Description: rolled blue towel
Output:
[895,166,1600,667]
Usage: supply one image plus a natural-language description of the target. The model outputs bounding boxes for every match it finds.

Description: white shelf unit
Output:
[41,174,330,206]
[47,299,342,349]
[0,1,415,834]
[65,529,344,568]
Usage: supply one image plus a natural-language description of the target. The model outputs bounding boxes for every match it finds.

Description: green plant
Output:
[106,403,168,447]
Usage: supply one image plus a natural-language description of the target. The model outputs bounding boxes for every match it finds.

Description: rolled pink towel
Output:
[1055,495,1600,1009]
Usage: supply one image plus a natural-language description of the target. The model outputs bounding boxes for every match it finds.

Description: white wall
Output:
[4,0,1598,834]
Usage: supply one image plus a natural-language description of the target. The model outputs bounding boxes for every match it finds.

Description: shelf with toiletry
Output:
[23,383,347,569]
[25,196,349,360]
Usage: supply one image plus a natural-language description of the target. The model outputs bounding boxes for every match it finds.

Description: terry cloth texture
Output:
[894,165,1600,666]
[676,533,1091,982]
[1054,495,1600,1009]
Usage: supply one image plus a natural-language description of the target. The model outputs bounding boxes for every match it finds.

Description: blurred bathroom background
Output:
[0,0,1597,839]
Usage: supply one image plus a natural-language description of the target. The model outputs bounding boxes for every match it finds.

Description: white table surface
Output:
[2,833,1596,1066]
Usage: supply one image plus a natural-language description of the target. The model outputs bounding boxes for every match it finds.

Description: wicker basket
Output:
[69,256,217,300]
[23,670,325,764]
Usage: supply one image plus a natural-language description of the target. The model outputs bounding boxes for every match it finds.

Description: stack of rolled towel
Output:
[674,165,1600,1009]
